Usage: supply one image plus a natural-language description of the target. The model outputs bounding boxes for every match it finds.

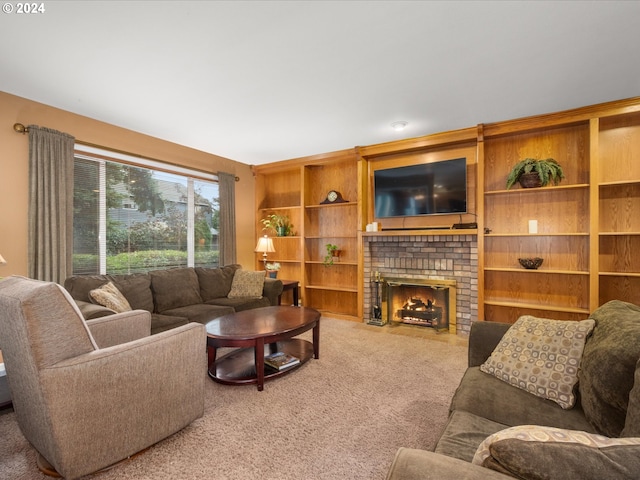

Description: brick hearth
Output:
[362,234,478,334]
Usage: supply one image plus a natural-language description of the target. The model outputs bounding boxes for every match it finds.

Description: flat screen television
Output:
[374,158,467,218]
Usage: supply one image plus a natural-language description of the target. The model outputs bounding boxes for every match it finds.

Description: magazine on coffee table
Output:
[264,351,300,371]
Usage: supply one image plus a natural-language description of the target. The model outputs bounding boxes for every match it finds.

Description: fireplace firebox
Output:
[382,277,456,332]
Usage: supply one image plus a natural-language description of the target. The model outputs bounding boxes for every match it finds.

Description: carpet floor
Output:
[0,317,468,480]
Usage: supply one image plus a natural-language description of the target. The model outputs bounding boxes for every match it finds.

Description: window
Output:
[73,148,219,275]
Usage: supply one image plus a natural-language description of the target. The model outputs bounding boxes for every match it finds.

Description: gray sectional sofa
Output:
[64,264,283,334]
[386,300,640,480]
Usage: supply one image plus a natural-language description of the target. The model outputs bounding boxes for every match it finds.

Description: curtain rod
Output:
[13,123,239,181]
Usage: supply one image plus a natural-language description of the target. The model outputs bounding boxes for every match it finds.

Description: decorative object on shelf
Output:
[506,158,565,190]
[265,262,280,278]
[323,243,341,266]
[518,257,544,270]
[254,235,275,269]
[261,214,293,236]
[320,190,348,204]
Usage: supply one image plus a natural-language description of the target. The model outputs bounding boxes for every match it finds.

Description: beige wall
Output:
[0,91,256,277]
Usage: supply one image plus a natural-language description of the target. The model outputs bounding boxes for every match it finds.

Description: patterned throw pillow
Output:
[480,315,595,409]
[89,282,132,313]
[227,270,265,298]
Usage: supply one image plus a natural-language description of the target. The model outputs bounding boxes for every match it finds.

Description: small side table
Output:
[278,280,299,306]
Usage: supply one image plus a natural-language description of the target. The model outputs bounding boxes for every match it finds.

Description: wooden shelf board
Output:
[267,259,301,264]
[484,267,589,275]
[599,180,640,187]
[599,232,640,236]
[305,285,358,293]
[259,205,301,211]
[485,184,589,196]
[599,272,640,278]
[305,202,357,209]
[305,261,358,266]
[361,229,477,236]
[483,300,589,314]
[305,235,357,240]
[485,233,589,237]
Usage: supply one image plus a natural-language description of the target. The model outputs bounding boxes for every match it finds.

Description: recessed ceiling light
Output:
[391,121,408,131]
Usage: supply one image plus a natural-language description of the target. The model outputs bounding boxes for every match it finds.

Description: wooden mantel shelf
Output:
[360,229,478,237]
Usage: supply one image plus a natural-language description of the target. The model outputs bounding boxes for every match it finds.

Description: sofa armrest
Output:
[385,448,513,480]
[86,309,152,348]
[468,321,511,367]
[263,278,284,306]
[74,299,115,320]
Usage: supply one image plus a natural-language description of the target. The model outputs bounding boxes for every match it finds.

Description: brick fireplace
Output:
[362,233,478,335]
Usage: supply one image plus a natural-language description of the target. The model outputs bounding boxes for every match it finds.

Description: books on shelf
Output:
[264,351,300,371]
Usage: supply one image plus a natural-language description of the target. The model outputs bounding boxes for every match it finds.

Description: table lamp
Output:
[254,236,275,269]
[0,254,6,265]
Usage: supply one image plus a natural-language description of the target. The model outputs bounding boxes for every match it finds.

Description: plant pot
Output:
[518,172,542,188]
[267,271,278,278]
[276,226,287,237]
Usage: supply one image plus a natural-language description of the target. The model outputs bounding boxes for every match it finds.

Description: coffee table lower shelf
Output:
[208,338,313,387]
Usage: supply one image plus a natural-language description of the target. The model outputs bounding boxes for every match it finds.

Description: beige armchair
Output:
[0,276,206,479]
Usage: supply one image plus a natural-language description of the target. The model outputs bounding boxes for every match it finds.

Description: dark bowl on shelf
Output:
[518,257,544,270]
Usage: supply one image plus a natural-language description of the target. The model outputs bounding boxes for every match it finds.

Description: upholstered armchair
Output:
[0,276,207,479]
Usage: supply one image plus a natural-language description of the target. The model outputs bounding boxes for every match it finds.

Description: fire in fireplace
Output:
[382,277,456,332]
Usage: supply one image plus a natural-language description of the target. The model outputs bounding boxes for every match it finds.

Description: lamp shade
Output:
[0,254,6,265]
[254,236,275,254]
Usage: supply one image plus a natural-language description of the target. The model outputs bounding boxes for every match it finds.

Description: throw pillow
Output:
[227,270,265,298]
[472,425,640,480]
[89,282,132,313]
[480,315,595,409]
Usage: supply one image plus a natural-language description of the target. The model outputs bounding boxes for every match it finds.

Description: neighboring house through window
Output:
[73,146,219,275]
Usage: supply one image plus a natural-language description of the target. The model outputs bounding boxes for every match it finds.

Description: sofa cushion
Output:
[89,282,132,313]
[109,274,154,312]
[150,268,203,313]
[434,410,509,462]
[196,265,239,301]
[480,315,595,409]
[160,304,235,325]
[150,313,189,335]
[580,300,640,437]
[64,275,111,303]
[472,425,640,480]
[227,270,265,298]
[450,367,596,433]
[205,296,270,311]
[622,357,640,437]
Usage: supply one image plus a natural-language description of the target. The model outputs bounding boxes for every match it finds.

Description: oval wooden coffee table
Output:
[205,306,320,391]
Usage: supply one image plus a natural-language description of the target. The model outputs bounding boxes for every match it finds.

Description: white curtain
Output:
[28,126,75,283]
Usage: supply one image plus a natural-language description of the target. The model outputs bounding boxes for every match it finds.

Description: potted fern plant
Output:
[506,158,565,189]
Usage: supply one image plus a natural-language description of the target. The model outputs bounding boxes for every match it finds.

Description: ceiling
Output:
[1,1,639,166]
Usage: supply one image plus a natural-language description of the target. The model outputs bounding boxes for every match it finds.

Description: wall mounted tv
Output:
[374,158,467,218]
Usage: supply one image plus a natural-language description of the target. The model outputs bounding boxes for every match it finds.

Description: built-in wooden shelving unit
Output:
[255,97,640,326]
